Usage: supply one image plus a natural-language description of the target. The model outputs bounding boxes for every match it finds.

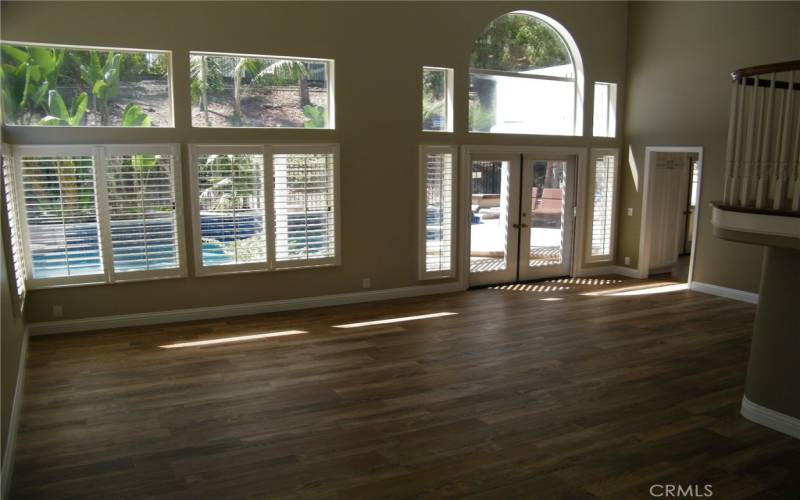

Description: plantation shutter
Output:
[421,148,455,277]
[105,151,180,274]
[272,148,338,267]
[19,153,104,281]
[590,153,617,258]
[2,153,27,300]
[195,151,267,269]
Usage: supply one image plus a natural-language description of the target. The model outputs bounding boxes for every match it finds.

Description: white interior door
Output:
[468,154,520,286]
[519,155,576,281]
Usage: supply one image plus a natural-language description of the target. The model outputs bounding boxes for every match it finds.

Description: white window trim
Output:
[1,143,26,314]
[418,145,457,280]
[422,66,454,133]
[11,144,187,289]
[585,148,620,263]
[1,40,175,129]
[593,82,618,138]
[188,51,335,130]
[189,143,341,277]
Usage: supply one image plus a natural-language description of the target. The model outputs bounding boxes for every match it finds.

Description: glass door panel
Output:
[519,156,576,281]
[468,155,519,286]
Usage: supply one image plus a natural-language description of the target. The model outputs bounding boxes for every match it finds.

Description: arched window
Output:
[469,11,584,136]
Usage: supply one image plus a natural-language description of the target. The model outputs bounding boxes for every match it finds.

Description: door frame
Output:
[459,145,589,289]
[638,146,704,284]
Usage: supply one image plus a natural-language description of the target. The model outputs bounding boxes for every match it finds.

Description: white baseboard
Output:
[1,327,28,499]
[741,395,800,440]
[27,282,465,336]
[690,281,759,304]
[577,265,641,279]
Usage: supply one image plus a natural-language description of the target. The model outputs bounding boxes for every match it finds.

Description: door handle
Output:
[512,223,529,229]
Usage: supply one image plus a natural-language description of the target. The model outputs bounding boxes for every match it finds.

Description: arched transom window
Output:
[469,11,584,136]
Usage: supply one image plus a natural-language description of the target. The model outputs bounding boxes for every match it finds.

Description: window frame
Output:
[1,40,175,129]
[1,144,26,314]
[189,143,341,277]
[270,143,341,270]
[592,82,618,138]
[188,50,336,130]
[467,10,585,137]
[585,148,620,263]
[10,143,187,289]
[418,145,457,280]
[421,66,454,133]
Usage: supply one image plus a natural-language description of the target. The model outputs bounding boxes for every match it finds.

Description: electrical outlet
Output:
[624,256,631,266]
[627,207,634,216]
[52,305,63,318]
[362,278,371,289]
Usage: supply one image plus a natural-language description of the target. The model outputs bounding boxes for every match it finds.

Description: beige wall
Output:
[1,219,26,471]
[1,1,628,323]
[619,1,800,292]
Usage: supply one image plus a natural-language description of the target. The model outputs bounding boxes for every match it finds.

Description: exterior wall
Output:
[1,1,628,323]
[619,1,800,292]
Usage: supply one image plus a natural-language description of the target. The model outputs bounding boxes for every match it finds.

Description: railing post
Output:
[740,78,759,206]
[774,71,795,210]
[723,80,739,205]
[756,74,776,209]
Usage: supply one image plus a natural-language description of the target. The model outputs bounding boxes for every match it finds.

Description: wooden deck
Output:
[10,276,800,498]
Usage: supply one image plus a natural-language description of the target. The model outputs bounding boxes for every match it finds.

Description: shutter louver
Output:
[196,153,267,267]
[2,154,27,299]
[423,152,454,275]
[273,152,336,265]
[106,154,180,273]
[591,154,616,257]
[20,155,103,279]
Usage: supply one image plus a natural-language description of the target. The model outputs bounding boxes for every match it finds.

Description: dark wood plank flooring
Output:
[10,276,800,498]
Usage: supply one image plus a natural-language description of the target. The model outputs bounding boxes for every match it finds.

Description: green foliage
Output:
[302,105,326,128]
[470,13,570,72]
[1,45,65,124]
[468,99,495,132]
[76,51,123,124]
[39,90,87,126]
[120,103,151,127]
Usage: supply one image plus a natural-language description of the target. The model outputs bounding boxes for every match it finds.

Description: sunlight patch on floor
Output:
[332,312,458,329]
[159,330,307,348]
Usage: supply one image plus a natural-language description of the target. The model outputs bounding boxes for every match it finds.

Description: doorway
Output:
[468,152,577,287]
[638,147,703,283]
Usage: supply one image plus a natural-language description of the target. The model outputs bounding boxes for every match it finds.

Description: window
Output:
[189,52,333,129]
[273,147,339,268]
[10,145,185,288]
[192,147,267,271]
[190,144,339,275]
[1,149,26,308]
[588,149,619,261]
[104,147,184,276]
[593,82,617,138]
[422,67,453,132]
[1,42,172,127]
[419,146,456,279]
[468,11,584,136]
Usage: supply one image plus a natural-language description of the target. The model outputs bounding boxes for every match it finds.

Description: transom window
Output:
[468,11,584,136]
[1,42,172,127]
[189,52,333,129]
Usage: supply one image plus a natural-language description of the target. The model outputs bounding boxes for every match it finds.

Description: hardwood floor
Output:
[10,276,800,499]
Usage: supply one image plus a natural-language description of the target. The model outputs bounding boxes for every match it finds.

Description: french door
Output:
[468,152,577,287]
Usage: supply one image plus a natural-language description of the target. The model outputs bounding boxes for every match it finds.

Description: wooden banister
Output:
[731,60,800,81]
